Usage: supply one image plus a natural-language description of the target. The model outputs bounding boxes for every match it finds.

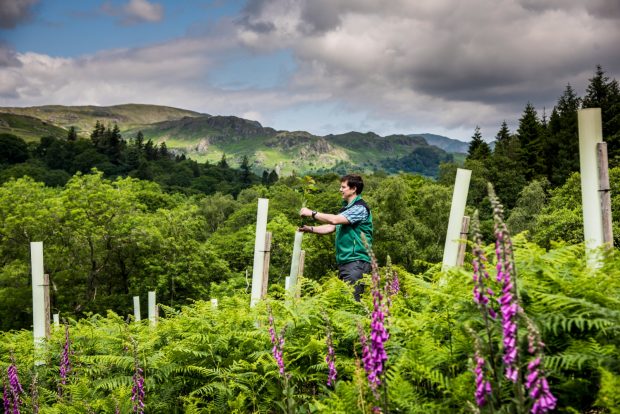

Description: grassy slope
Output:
[0,104,203,138]
[0,112,68,142]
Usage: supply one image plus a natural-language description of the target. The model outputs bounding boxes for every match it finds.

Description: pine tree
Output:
[466,126,491,161]
[493,121,519,159]
[159,142,169,158]
[144,139,158,161]
[240,155,252,184]
[517,103,544,180]
[546,84,580,184]
[134,131,145,151]
[218,153,228,168]
[90,121,104,146]
[67,126,78,141]
[582,65,620,164]
[267,169,278,185]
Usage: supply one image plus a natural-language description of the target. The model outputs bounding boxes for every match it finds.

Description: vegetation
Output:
[0,65,619,412]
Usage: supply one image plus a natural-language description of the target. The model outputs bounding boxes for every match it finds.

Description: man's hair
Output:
[341,174,364,194]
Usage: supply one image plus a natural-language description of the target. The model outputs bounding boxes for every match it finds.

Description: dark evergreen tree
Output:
[466,126,491,161]
[67,126,78,142]
[546,84,580,185]
[90,121,105,146]
[144,139,158,161]
[218,153,228,168]
[240,155,252,184]
[267,169,279,185]
[262,170,269,185]
[159,142,169,159]
[134,131,145,151]
[582,65,620,164]
[493,121,520,160]
[517,103,544,180]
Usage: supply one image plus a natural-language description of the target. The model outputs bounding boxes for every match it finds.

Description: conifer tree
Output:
[582,65,620,164]
[218,153,228,168]
[159,142,169,158]
[467,126,491,161]
[67,126,78,142]
[517,103,544,180]
[240,155,252,184]
[134,131,145,151]
[547,84,580,185]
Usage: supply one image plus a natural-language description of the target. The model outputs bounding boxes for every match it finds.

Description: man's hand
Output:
[298,225,313,233]
[299,207,313,217]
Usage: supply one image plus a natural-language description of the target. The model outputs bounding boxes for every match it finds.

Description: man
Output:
[299,174,373,301]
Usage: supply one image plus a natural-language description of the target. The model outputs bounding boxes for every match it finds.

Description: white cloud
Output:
[102,0,163,25]
[1,0,619,141]
[0,0,38,29]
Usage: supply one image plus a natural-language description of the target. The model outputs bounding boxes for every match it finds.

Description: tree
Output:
[267,169,279,185]
[517,103,544,180]
[67,126,78,141]
[546,84,581,185]
[240,155,252,184]
[218,153,229,168]
[0,133,29,164]
[134,131,145,151]
[466,126,491,161]
[582,65,620,164]
[159,142,169,159]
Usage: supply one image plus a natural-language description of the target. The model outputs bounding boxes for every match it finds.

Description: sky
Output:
[0,0,619,142]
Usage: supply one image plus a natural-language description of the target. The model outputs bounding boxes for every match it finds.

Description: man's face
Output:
[339,181,357,200]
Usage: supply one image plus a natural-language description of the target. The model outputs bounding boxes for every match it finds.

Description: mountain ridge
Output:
[0,104,461,176]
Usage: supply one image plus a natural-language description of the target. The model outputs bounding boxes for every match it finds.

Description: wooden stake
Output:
[261,232,272,299]
[456,216,470,267]
[43,274,51,340]
[597,142,614,247]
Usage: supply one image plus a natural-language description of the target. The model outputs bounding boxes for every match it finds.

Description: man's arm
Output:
[299,207,349,225]
[298,224,336,234]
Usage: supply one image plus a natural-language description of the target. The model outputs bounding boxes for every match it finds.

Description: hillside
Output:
[415,133,469,154]
[0,104,455,177]
[0,112,68,142]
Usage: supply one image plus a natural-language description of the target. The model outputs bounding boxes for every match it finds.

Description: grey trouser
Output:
[338,260,371,302]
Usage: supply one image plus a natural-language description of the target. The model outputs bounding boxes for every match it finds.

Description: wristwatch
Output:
[312,210,318,219]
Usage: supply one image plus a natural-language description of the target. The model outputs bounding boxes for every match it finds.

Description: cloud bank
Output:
[1,0,619,140]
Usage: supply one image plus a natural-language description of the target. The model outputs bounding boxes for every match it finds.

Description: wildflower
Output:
[59,324,72,396]
[131,367,145,413]
[524,317,557,414]
[30,374,39,414]
[390,271,400,296]
[525,358,557,414]
[3,382,10,414]
[489,187,520,382]
[368,250,389,389]
[268,307,287,378]
[474,354,492,407]
[7,355,24,413]
[325,326,337,387]
[130,338,145,413]
[471,213,497,320]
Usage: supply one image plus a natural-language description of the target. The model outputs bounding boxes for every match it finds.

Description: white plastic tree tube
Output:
[287,231,304,296]
[31,242,46,365]
[441,168,472,271]
[578,108,605,268]
[250,198,269,307]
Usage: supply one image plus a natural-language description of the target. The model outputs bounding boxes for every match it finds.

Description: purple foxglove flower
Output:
[267,308,287,378]
[325,327,337,387]
[59,324,72,396]
[3,383,10,413]
[131,367,145,413]
[7,357,23,414]
[474,355,492,407]
[526,358,557,414]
